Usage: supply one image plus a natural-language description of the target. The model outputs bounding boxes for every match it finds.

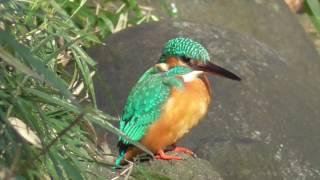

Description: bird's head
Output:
[157,37,241,81]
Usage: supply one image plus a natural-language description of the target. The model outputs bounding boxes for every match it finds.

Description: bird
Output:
[115,37,241,167]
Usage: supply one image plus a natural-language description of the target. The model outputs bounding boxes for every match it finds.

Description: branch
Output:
[40,113,85,157]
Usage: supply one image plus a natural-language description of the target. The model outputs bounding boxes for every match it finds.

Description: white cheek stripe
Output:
[181,71,203,82]
[155,63,169,71]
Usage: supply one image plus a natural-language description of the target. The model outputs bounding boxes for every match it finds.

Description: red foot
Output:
[155,149,182,160]
[171,144,197,157]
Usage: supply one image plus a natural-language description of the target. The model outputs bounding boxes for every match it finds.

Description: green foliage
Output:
[0,0,159,178]
[305,0,320,32]
[55,0,159,42]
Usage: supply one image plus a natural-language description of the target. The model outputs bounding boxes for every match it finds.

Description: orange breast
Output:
[140,75,212,152]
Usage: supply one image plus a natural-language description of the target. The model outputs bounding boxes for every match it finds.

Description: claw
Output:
[171,144,197,158]
[155,149,182,160]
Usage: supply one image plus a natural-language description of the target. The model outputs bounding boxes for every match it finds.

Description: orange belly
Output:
[125,76,212,160]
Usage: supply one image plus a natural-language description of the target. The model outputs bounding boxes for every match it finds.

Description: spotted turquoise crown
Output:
[159,37,210,63]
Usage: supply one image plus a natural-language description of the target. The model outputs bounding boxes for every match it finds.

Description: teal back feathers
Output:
[159,37,210,63]
[116,66,192,167]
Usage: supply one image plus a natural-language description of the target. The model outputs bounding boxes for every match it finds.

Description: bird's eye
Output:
[181,56,192,64]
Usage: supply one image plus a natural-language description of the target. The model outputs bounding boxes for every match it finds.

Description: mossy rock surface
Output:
[130,152,222,180]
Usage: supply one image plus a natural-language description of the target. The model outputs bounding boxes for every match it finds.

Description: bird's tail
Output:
[114,143,128,168]
[115,151,125,168]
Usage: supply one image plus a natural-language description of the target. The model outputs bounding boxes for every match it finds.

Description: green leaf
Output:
[31,35,54,54]
[74,54,97,107]
[67,0,88,22]
[55,151,84,180]
[24,88,81,114]
[48,151,67,179]
[0,48,45,82]
[72,45,97,66]
[307,0,320,18]
[86,114,154,157]
[306,0,320,31]
[0,31,73,100]
[100,14,115,32]
[44,37,78,65]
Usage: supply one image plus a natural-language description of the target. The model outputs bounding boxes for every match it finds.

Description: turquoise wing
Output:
[119,66,193,145]
[119,73,170,144]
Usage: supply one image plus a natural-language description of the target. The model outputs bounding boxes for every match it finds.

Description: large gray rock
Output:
[88,21,320,180]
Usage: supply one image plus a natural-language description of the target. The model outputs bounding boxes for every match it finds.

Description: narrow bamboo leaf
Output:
[72,45,97,66]
[48,151,66,179]
[74,55,97,107]
[44,154,60,179]
[13,97,49,147]
[0,30,73,100]
[44,37,77,65]
[31,35,54,54]
[0,48,45,82]
[50,24,98,66]
[14,98,38,131]
[25,88,80,114]
[0,90,10,99]
[55,152,84,180]
[67,0,88,22]
[65,154,90,177]
[49,0,74,21]
[307,0,320,18]
[100,14,115,32]
[80,33,102,44]
[125,0,142,17]
[88,108,119,122]
[36,104,54,138]
[86,114,154,157]
[306,0,320,32]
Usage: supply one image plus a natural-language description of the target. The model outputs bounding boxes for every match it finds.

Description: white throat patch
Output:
[181,71,203,82]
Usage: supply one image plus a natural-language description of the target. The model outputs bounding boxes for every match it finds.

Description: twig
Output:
[39,113,84,157]
[84,143,115,167]
[111,160,134,180]
[124,161,133,180]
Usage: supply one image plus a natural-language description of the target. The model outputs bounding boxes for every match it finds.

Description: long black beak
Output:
[192,62,241,81]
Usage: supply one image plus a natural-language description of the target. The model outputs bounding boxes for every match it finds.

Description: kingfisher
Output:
[115,37,241,167]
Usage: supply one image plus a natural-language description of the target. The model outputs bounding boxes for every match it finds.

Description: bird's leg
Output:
[155,149,182,160]
[170,143,196,157]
